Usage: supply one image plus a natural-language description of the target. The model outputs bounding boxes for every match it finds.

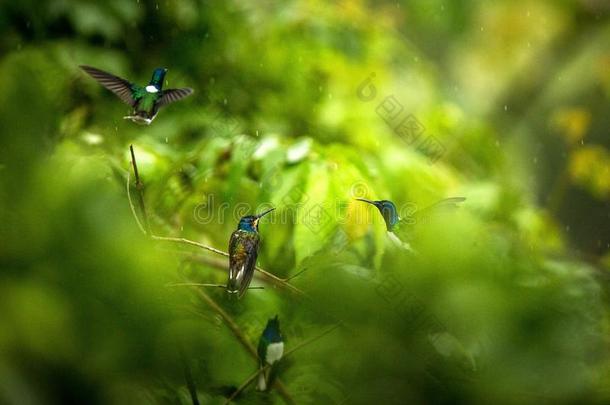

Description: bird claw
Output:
[123,115,153,125]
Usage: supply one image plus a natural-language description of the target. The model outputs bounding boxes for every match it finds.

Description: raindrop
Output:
[180,226,184,231]
[155,3,159,10]
[480,26,484,32]
[165,137,168,143]
[580,139,584,145]
[504,105,508,111]
[255,130,259,137]
[223,98,227,105]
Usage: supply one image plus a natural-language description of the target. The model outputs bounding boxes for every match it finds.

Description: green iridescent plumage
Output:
[80,65,193,125]
[227,208,275,298]
[357,197,466,250]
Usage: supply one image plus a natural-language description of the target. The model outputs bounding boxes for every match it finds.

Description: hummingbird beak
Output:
[355,198,378,206]
[256,207,276,219]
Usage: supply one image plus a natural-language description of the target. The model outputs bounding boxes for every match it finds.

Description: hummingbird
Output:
[79,65,193,125]
[257,315,284,391]
[227,207,275,298]
[356,197,466,251]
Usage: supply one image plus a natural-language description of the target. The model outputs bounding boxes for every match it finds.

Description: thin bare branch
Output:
[129,144,150,235]
[154,235,305,296]
[126,170,146,235]
[166,282,264,290]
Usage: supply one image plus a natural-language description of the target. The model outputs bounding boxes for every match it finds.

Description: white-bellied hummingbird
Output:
[356,197,466,251]
[80,65,193,125]
[227,207,275,298]
[257,315,284,391]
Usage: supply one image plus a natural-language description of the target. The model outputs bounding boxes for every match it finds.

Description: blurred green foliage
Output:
[1,0,610,404]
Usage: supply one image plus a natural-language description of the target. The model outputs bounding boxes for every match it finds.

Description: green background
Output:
[1,1,610,404]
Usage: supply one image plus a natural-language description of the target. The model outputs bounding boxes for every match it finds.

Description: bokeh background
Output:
[1,0,610,404]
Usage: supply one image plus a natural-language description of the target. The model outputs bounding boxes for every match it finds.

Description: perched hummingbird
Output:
[227,207,275,298]
[356,197,466,251]
[257,315,284,391]
[80,65,193,125]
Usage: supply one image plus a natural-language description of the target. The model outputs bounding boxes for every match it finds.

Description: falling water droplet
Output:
[223,98,227,105]
[255,130,259,137]
[504,105,508,111]
[165,137,168,143]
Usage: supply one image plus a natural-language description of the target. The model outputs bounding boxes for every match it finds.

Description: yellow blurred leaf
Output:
[551,107,591,146]
[569,145,610,199]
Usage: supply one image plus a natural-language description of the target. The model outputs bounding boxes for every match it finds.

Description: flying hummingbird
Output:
[257,315,284,391]
[80,65,193,125]
[356,197,466,251]
[227,207,275,298]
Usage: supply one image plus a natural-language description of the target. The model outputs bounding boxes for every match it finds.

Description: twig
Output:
[193,288,296,405]
[153,235,304,296]
[223,369,262,404]
[130,144,150,235]
[166,282,264,290]
[284,267,309,282]
[126,170,146,235]
[283,323,341,358]
[223,323,342,404]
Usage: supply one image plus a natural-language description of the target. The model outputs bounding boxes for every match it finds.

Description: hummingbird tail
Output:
[257,370,267,391]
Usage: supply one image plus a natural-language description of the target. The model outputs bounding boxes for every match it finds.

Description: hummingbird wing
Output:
[80,65,141,106]
[396,197,466,241]
[414,197,466,222]
[228,231,259,298]
[157,88,194,107]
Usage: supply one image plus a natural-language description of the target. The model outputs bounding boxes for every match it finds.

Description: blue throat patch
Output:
[237,217,257,232]
[150,68,166,87]
[263,319,282,343]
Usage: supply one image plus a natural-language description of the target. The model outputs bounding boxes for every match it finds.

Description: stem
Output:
[130,144,151,236]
